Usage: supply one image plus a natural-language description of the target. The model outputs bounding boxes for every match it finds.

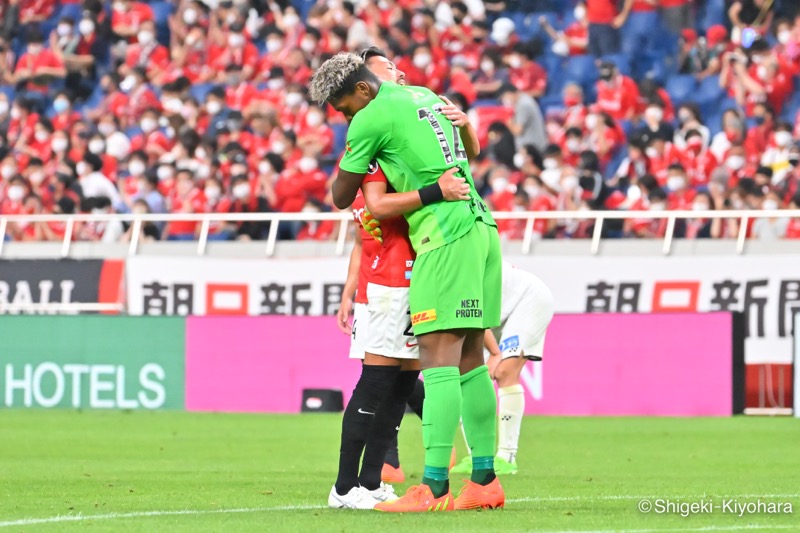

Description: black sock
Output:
[360,370,420,490]
[407,378,425,419]
[384,434,400,468]
[335,365,400,495]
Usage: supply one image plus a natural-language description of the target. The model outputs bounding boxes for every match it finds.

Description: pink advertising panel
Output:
[185,313,737,416]
[185,316,358,413]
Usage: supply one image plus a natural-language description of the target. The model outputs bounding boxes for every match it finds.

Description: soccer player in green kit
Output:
[310,52,505,512]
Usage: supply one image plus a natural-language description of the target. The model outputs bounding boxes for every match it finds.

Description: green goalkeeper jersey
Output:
[339,82,495,256]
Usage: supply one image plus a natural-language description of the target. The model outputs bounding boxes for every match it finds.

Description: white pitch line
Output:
[0,494,797,529]
[537,526,798,533]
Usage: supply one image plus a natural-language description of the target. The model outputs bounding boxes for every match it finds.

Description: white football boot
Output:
[328,485,379,509]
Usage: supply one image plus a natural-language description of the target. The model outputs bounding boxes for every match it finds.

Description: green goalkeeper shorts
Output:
[409,220,502,335]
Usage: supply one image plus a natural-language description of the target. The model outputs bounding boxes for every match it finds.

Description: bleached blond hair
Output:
[309,52,365,105]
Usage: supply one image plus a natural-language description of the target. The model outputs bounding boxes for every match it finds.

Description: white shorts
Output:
[348,283,419,360]
[486,269,555,361]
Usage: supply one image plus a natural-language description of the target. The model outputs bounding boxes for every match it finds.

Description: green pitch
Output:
[1,411,798,532]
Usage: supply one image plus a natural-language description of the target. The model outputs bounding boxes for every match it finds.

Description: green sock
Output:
[420,366,461,497]
[460,365,497,484]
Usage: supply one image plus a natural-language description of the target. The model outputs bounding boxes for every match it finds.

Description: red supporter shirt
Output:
[125,44,170,79]
[52,111,81,132]
[632,0,657,11]
[19,0,55,20]
[15,50,64,93]
[351,163,415,304]
[225,83,259,111]
[509,62,547,95]
[659,0,690,7]
[168,189,205,235]
[111,3,154,37]
[209,43,259,77]
[785,218,800,238]
[564,23,589,56]
[7,113,39,145]
[596,75,640,120]
[587,0,618,24]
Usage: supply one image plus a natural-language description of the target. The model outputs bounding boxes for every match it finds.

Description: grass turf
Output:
[0,411,798,532]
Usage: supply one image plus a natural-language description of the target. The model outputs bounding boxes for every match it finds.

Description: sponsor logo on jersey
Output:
[455,299,483,318]
[411,309,437,325]
[345,141,352,153]
[404,271,412,280]
[405,260,414,268]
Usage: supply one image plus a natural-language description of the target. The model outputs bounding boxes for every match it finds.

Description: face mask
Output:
[627,185,642,201]
[266,39,282,53]
[751,54,764,65]
[204,100,222,116]
[267,78,284,90]
[7,185,24,202]
[183,8,197,25]
[561,175,579,191]
[678,111,692,124]
[35,130,49,143]
[88,139,105,154]
[413,53,432,69]
[762,199,779,210]
[650,202,665,211]
[106,135,130,159]
[551,39,569,57]
[285,92,303,107]
[756,65,768,80]
[543,158,559,170]
[98,123,116,137]
[137,30,154,46]
[157,166,174,181]
[76,162,90,176]
[54,98,70,114]
[113,1,126,12]
[51,137,68,152]
[523,184,540,198]
[778,30,791,46]
[258,161,272,174]
[667,176,685,191]
[491,177,508,194]
[233,183,250,199]
[164,98,183,114]
[228,33,245,48]
[120,75,136,93]
[129,160,146,176]
[300,38,315,53]
[585,114,598,130]
[645,147,659,159]
[645,107,664,123]
[513,153,525,168]
[480,60,494,74]
[692,202,709,211]
[574,6,586,21]
[298,157,317,173]
[204,186,221,201]
[1,166,15,179]
[0,101,7,115]
[271,140,286,153]
[306,112,324,128]
[28,44,43,55]
[775,131,793,147]
[726,155,745,170]
[141,118,157,133]
[284,14,300,27]
[540,169,561,190]
[29,171,45,186]
[10,107,20,120]
[57,24,72,37]
[566,138,581,152]
[378,0,389,9]
[79,19,95,36]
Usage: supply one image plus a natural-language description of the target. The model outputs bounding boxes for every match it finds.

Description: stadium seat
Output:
[564,55,598,92]
[472,98,501,108]
[57,3,84,23]
[150,2,175,46]
[538,94,564,114]
[780,90,800,122]
[665,75,697,106]
[601,53,632,77]
[189,83,216,104]
[699,0,726,30]
[0,86,15,102]
[331,122,348,155]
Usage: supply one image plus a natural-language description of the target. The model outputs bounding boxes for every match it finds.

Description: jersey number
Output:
[417,106,468,165]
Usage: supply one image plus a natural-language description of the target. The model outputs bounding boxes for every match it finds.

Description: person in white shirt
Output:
[77,153,122,209]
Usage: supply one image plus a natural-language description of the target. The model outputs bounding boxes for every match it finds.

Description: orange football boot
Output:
[374,484,455,513]
[381,463,405,484]
[454,477,505,510]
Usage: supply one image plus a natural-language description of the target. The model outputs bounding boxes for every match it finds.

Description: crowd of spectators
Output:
[1,0,800,242]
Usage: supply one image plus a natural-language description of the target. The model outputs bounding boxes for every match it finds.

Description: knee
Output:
[493,359,521,388]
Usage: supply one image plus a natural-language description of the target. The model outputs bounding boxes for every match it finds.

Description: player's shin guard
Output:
[335,365,400,496]
[460,365,497,485]
[421,367,461,497]
[497,384,525,463]
[360,370,420,490]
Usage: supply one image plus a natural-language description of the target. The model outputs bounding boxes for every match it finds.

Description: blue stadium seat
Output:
[538,94,564,115]
[331,122,348,155]
[780,90,800,122]
[564,54,598,91]
[601,53,632,77]
[57,3,84,23]
[189,83,216,103]
[0,86,15,102]
[665,75,697,106]
[150,2,175,46]
[472,98,501,108]
[699,0,726,31]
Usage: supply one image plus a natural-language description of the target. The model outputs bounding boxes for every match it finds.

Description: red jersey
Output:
[587,0,618,24]
[351,163,415,304]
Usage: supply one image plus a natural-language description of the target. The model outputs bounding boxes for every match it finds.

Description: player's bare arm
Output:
[337,231,362,335]
[483,330,503,379]
[332,169,366,209]
[362,168,470,220]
